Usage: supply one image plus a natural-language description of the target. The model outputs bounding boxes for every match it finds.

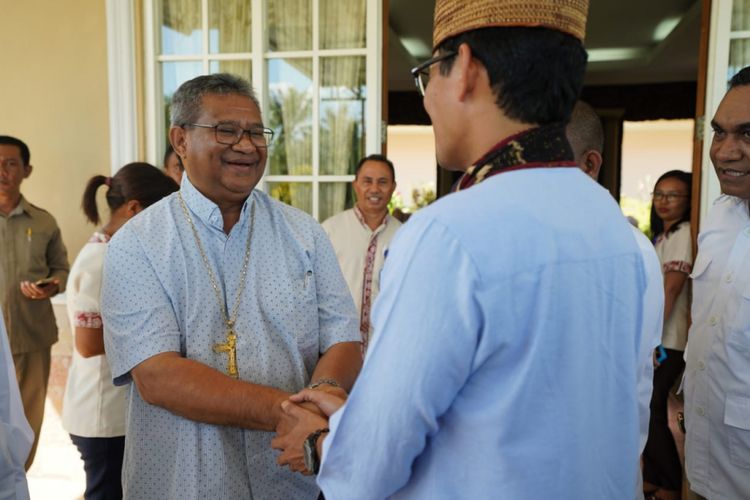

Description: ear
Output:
[125,199,143,217]
[169,126,188,166]
[454,43,483,102]
[23,164,33,179]
[583,150,603,180]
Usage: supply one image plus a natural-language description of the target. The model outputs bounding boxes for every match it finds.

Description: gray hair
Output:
[566,100,604,160]
[170,73,261,126]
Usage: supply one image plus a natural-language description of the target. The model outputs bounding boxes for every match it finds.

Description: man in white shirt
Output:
[321,155,401,350]
[683,65,750,500]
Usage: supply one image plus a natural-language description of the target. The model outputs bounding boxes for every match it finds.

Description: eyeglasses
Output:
[410,51,457,97]
[651,191,688,203]
[184,123,274,148]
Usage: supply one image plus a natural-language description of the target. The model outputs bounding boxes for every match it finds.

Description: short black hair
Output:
[0,136,30,165]
[354,154,395,182]
[650,170,692,239]
[729,66,750,89]
[438,27,587,125]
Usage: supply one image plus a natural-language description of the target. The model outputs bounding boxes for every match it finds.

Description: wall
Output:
[0,0,111,261]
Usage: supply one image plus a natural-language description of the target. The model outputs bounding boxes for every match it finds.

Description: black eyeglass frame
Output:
[410,51,458,96]
[183,123,274,148]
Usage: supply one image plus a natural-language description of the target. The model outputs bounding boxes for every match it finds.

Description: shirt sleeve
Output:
[318,215,481,499]
[71,251,104,328]
[46,223,70,293]
[311,222,360,351]
[661,223,692,274]
[101,226,182,385]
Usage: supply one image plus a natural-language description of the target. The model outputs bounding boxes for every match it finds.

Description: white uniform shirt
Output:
[684,195,750,499]
[322,207,401,344]
[319,168,659,499]
[654,221,692,350]
[62,232,127,437]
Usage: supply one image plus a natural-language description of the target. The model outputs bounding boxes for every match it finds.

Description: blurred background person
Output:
[643,170,693,500]
[62,163,178,500]
[163,144,183,185]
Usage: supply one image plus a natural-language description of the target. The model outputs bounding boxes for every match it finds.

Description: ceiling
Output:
[388,0,702,91]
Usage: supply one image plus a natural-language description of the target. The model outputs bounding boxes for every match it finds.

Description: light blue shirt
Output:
[319,168,654,499]
[101,175,359,500]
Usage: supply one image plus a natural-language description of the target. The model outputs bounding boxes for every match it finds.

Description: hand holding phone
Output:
[34,277,57,287]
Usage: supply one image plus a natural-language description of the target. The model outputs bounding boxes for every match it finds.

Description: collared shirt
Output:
[684,195,750,499]
[0,196,69,353]
[654,221,692,350]
[319,167,655,499]
[101,175,359,500]
[62,232,126,438]
[0,310,32,500]
[322,207,402,346]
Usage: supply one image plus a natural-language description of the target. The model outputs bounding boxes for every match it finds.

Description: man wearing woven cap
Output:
[273,1,654,497]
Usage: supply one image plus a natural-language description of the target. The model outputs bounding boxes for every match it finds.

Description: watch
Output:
[303,427,330,475]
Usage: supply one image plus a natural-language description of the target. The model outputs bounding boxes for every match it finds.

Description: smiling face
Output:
[353,160,396,215]
[710,85,750,200]
[170,92,267,206]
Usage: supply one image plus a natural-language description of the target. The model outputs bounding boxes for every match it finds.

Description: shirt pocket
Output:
[724,394,750,469]
[294,262,319,358]
[689,253,712,281]
[727,286,750,353]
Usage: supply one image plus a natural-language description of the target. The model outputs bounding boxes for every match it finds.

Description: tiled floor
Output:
[27,398,85,500]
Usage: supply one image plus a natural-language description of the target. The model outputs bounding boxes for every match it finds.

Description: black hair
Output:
[82,162,179,225]
[354,154,395,181]
[438,27,587,125]
[0,136,30,165]
[729,66,750,89]
[650,170,692,239]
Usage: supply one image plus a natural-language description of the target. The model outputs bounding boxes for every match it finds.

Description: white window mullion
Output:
[312,0,321,219]
[201,0,210,74]
[143,0,160,166]
[366,0,383,152]
[255,0,268,191]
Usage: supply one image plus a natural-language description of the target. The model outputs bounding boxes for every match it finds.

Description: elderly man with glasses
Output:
[100,73,362,500]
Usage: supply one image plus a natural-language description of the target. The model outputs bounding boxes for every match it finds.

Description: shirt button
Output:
[696,406,705,416]
[709,316,718,326]
[698,360,705,370]
[725,273,734,283]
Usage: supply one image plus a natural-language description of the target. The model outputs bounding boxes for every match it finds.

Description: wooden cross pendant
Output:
[213,327,238,379]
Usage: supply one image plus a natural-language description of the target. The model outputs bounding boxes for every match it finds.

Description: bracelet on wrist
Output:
[307,378,340,390]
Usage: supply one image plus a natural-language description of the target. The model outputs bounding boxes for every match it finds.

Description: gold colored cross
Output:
[213,328,238,378]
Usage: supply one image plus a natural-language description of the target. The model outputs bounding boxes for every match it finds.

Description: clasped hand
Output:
[271,387,347,475]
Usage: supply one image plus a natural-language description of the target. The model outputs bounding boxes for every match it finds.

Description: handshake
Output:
[271,384,347,476]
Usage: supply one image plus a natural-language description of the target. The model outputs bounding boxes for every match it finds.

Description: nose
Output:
[233,132,260,153]
[712,135,742,163]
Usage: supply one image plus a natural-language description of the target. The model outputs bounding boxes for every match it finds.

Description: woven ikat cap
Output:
[432,0,589,49]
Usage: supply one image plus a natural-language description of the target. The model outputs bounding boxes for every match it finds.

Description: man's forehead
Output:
[714,85,750,127]
[0,144,23,159]
[198,93,261,119]
[359,160,392,176]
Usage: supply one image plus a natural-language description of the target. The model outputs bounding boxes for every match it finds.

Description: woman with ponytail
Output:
[62,163,178,499]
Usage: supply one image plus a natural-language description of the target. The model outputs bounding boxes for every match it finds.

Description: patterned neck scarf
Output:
[454,124,577,192]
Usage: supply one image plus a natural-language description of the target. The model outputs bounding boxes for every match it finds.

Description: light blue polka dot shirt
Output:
[101,175,359,499]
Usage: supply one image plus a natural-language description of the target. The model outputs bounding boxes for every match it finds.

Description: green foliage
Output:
[620,195,652,238]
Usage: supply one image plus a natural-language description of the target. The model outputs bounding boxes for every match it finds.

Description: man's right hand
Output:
[289,388,346,417]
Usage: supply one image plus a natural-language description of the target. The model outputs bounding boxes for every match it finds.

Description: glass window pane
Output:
[160,0,202,55]
[268,59,313,176]
[209,60,252,81]
[319,182,354,222]
[729,39,750,83]
[267,182,312,214]
[267,0,312,51]
[208,0,251,54]
[320,56,367,175]
[320,0,366,49]
[731,0,750,31]
[162,61,203,136]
